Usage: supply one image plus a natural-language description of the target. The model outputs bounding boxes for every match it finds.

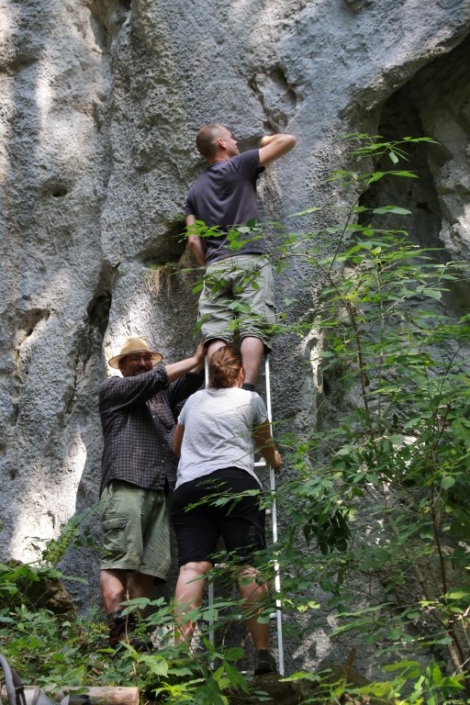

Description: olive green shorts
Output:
[199,255,276,349]
[100,480,170,581]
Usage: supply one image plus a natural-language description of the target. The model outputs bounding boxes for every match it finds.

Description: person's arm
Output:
[186,214,207,266]
[173,422,185,458]
[189,342,205,373]
[167,343,205,414]
[165,342,205,383]
[99,367,168,411]
[252,419,283,469]
[259,133,297,166]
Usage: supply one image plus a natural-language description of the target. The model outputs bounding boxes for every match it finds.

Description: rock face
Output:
[1,0,470,678]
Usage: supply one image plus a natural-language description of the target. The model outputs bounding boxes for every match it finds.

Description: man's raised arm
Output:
[259,133,297,166]
[165,342,205,383]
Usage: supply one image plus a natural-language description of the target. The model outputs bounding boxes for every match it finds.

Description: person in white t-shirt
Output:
[172,345,282,675]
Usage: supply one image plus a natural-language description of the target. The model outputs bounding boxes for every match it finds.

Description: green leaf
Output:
[289,207,322,217]
[372,205,412,215]
[440,475,456,490]
[383,659,422,675]
[445,590,470,600]
[421,288,442,300]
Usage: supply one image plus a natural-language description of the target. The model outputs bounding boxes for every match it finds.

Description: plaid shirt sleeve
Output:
[99,366,204,494]
[99,365,172,493]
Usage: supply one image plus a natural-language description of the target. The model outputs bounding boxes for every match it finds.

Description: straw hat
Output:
[108,337,163,369]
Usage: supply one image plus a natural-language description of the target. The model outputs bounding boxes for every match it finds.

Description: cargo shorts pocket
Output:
[101,513,128,554]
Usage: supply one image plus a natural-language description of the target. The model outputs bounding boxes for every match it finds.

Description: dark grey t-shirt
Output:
[185,149,266,264]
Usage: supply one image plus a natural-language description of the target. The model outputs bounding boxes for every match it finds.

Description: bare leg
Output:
[100,569,155,614]
[240,337,264,386]
[101,570,155,649]
[174,561,211,643]
[206,339,227,360]
[127,572,155,602]
[237,565,270,650]
[100,569,128,616]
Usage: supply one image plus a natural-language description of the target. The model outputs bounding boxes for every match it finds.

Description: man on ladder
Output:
[185,123,297,389]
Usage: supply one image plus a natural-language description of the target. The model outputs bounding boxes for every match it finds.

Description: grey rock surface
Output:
[1,0,470,678]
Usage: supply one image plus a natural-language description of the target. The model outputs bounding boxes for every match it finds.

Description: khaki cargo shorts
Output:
[100,480,170,581]
[199,255,276,350]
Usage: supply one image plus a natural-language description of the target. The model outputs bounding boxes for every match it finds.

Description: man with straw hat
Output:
[98,336,204,649]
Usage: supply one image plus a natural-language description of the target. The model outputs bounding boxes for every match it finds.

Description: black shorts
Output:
[171,467,266,567]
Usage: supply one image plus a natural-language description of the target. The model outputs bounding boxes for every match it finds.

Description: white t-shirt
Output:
[175,387,268,489]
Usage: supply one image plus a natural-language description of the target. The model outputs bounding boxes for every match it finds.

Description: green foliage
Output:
[38,507,101,568]
[272,134,470,700]
[0,555,258,702]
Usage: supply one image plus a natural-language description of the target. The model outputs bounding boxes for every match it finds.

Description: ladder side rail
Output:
[264,354,284,676]
[204,356,217,653]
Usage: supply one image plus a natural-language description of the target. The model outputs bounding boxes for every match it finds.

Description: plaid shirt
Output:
[99,364,203,494]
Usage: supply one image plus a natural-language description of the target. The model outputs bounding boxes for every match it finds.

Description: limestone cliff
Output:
[1,0,470,677]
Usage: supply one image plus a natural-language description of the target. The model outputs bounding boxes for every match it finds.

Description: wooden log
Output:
[1,686,139,705]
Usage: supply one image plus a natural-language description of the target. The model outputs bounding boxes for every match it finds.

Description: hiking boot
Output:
[253,649,277,675]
